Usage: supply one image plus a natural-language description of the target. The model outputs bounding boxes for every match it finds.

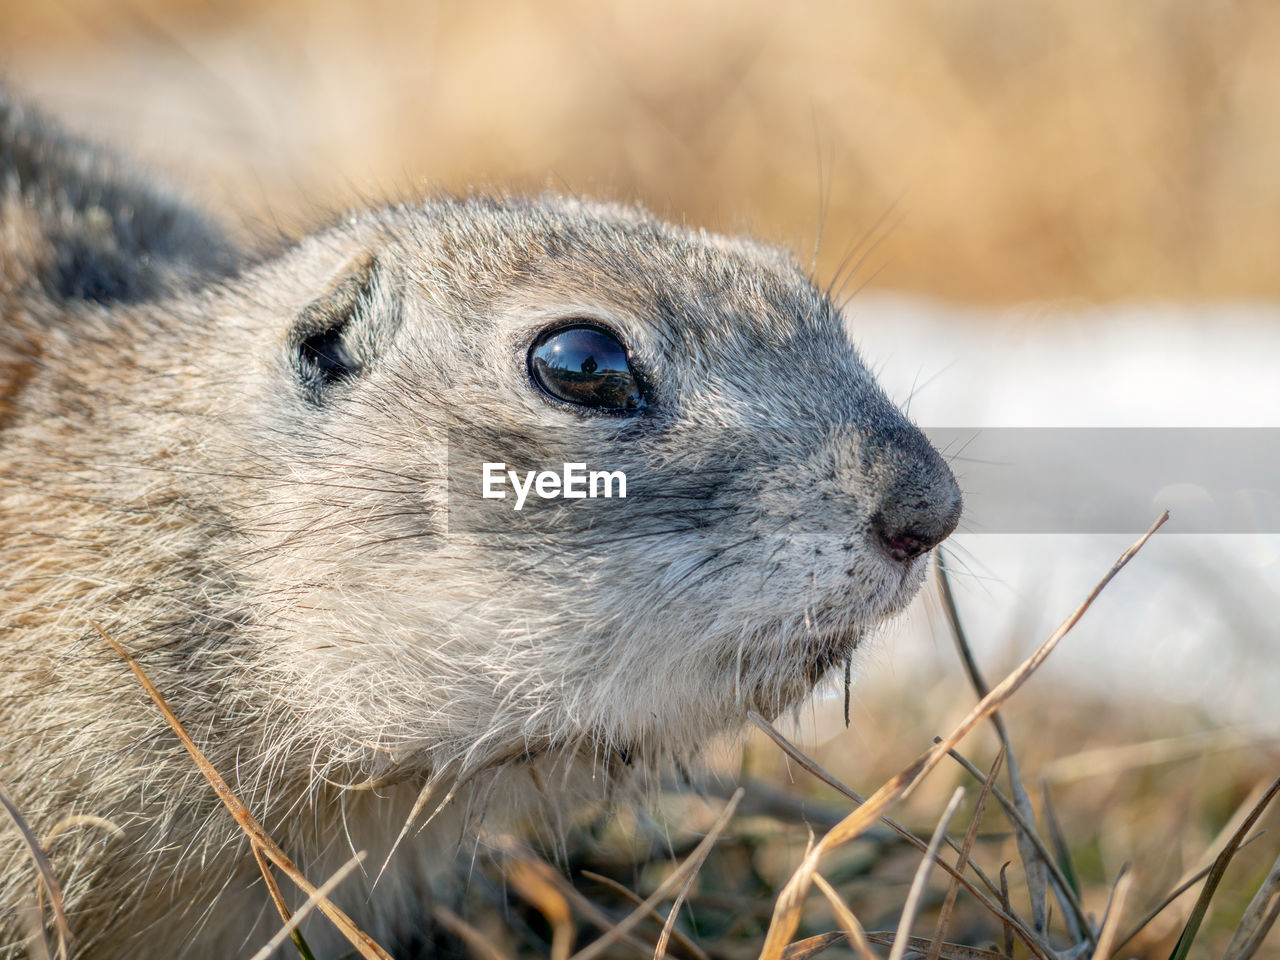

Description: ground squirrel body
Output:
[0,91,961,957]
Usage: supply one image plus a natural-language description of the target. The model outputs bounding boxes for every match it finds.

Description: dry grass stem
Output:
[1167,775,1280,960]
[1115,780,1275,955]
[937,555,1090,947]
[811,872,877,960]
[998,866,1014,958]
[936,554,1052,939]
[579,871,709,960]
[865,932,1007,960]
[887,787,965,960]
[1037,784,1077,923]
[1111,862,1215,958]
[91,621,393,960]
[507,858,575,960]
[252,843,317,960]
[41,815,125,848]
[1090,868,1134,960]
[752,715,1006,902]
[1223,849,1280,960]
[751,714,1039,956]
[0,781,70,960]
[1235,897,1280,960]
[248,852,366,960]
[927,748,1006,960]
[654,861,700,960]
[939,745,1090,941]
[779,933,847,960]
[431,907,515,960]
[569,788,744,960]
[533,867,667,960]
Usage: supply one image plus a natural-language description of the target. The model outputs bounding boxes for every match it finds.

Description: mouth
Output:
[709,564,926,718]
[798,623,865,686]
[869,543,931,585]
[788,569,927,687]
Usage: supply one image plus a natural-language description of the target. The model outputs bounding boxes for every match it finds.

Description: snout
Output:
[868,430,962,565]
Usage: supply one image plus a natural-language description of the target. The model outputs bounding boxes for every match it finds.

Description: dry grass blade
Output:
[253,843,317,960]
[537,868,668,960]
[1227,895,1280,960]
[940,745,1090,941]
[247,855,366,960]
[927,749,1006,960]
[751,715,1009,906]
[92,622,393,960]
[1041,731,1247,784]
[1167,774,1280,960]
[937,553,1084,945]
[998,865,1014,959]
[751,716,1039,956]
[248,852,365,960]
[988,749,1046,933]
[1091,867,1134,960]
[811,872,878,960]
[507,858,575,960]
[1111,833,1266,957]
[752,711,1053,955]
[570,788,743,960]
[0,780,71,960]
[1222,849,1280,960]
[780,932,847,960]
[865,933,1008,960]
[654,862,699,960]
[432,906,515,960]
[1039,782,1080,908]
[42,814,125,847]
[756,512,1168,960]
[579,871,709,960]
[888,788,965,960]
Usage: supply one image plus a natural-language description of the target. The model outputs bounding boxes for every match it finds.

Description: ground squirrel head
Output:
[213,194,962,785]
[1,97,962,953]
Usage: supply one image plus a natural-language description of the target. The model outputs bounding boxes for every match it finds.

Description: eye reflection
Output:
[528,324,644,410]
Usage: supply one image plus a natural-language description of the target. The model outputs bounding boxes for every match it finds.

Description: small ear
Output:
[289,251,397,404]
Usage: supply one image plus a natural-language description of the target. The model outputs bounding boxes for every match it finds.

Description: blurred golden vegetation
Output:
[3,0,1279,303]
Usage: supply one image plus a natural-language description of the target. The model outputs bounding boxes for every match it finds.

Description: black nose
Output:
[869,434,962,565]
[872,512,957,563]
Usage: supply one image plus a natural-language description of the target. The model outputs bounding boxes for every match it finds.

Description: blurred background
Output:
[4,2,1280,954]
[4,0,1280,304]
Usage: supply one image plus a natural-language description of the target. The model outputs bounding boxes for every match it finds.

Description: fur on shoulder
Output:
[0,88,241,307]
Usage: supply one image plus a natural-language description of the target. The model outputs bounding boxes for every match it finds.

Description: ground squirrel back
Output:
[0,91,960,958]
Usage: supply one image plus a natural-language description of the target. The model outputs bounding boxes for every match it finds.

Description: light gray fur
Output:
[0,91,960,958]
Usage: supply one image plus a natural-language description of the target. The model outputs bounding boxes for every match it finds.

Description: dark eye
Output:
[528,323,644,411]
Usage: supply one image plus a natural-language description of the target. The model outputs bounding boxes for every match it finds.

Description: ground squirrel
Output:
[0,90,961,958]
